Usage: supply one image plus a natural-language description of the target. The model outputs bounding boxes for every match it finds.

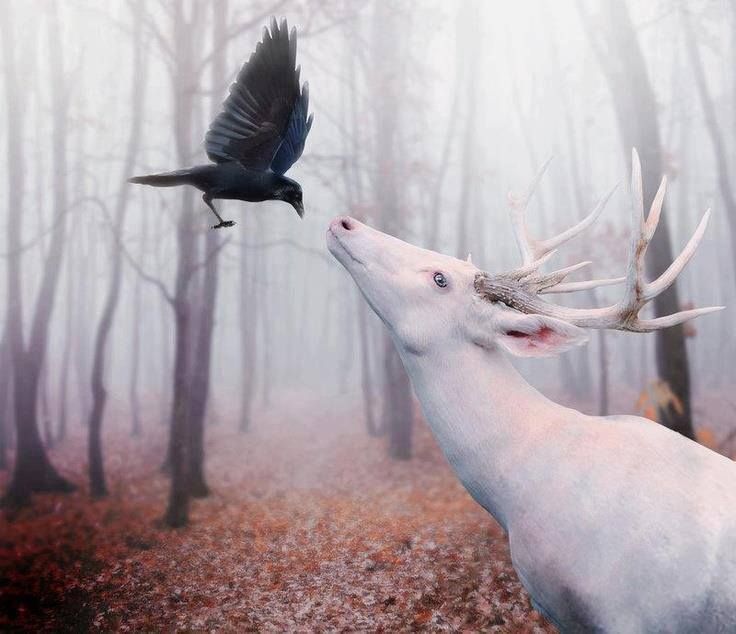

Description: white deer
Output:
[326,150,736,632]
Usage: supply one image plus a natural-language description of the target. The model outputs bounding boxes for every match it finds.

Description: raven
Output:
[129,18,313,229]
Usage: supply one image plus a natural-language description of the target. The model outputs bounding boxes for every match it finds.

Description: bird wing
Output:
[205,18,311,172]
[270,82,313,174]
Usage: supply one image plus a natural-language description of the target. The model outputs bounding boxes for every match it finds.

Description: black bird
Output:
[129,18,313,229]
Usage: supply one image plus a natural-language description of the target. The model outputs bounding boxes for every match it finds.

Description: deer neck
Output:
[399,342,573,531]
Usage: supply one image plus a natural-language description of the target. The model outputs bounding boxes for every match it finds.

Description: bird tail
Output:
[128,168,193,187]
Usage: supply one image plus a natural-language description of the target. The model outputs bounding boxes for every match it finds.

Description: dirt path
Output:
[1,396,553,632]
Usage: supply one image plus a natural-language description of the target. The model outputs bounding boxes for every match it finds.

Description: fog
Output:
[2,0,735,629]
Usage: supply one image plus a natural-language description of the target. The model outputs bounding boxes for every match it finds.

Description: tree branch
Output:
[139,4,174,65]
[194,0,289,78]
[0,195,104,258]
[233,238,333,264]
[96,197,175,305]
[119,238,175,306]
[189,234,232,276]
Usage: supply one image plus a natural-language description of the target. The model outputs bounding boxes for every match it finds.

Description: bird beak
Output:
[292,200,305,218]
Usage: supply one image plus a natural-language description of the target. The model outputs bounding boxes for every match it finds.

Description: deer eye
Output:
[433,272,448,288]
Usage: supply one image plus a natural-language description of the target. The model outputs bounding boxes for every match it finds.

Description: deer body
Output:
[327,152,735,631]
[401,341,736,632]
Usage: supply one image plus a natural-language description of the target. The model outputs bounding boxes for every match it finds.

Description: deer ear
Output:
[494,310,589,358]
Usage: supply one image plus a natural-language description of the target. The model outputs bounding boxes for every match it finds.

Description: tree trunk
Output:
[72,235,92,427]
[455,0,480,259]
[372,0,414,459]
[164,185,197,526]
[426,11,462,251]
[159,277,172,427]
[340,16,379,435]
[129,230,144,437]
[0,334,11,470]
[356,290,379,436]
[87,0,146,498]
[578,1,695,439]
[40,365,53,449]
[186,0,228,497]
[258,216,272,409]
[383,337,413,459]
[163,0,205,527]
[165,289,193,528]
[544,10,594,399]
[187,233,217,496]
[57,249,73,443]
[682,10,736,279]
[1,3,75,507]
[239,232,258,433]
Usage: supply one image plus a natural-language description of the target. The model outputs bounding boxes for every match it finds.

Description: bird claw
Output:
[212,220,236,229]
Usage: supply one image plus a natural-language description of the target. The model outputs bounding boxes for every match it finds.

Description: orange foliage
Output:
[635,380,684,422]
[696,427,719,451]
[0,404,554,632]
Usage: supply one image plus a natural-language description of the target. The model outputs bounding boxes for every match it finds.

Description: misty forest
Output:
[1,0,736,631]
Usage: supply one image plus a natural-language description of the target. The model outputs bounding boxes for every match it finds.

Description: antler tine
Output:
[630,148,645,230]
[545,260,592,278]
[516,261,593,294]
[538,183,618,255]
[645,174,667,241]
[509,157,554,265]
[643,209,711,301]
[506,250,558,281]
[533,261,591,288]
[540,276,625,294]
[508,157,614,276]
[634,306,724,332]
[619,148,649,317]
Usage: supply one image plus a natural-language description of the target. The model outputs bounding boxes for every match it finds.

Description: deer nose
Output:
[331,216,358,233]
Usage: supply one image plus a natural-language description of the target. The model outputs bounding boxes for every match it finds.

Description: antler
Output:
[476,149,724,333]
[506,157,624,294]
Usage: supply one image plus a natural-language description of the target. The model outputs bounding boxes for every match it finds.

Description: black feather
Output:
[204,18,312,173]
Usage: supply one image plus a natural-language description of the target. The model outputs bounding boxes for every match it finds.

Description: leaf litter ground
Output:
[1,393,559,632]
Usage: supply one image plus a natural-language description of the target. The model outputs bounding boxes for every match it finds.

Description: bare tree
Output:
[542,5,597,406]
[0,335,10,470]
[258,217,273,409]
[161,0,206,528]
[578,1,695,438]
[40,366,53,449]
[455,0,481,259]
[186,0,229,497]
[371,1,414,459]
[239,233,258,433]
[128,214,146,438]
[57,231,74,443]
[425,11,462,252]
[1,3,75,506]
[87,0,147,498]
[339,12,379,436]
[681,8,736,276]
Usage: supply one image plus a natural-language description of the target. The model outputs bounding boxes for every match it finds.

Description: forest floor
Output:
[0,391,556,633]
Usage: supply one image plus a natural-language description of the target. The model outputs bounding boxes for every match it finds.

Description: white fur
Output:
[327,216,736,633]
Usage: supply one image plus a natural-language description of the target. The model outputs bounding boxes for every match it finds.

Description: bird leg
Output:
[203,194,235,229]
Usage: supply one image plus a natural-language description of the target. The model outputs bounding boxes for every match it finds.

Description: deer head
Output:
[327,149,722,359]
